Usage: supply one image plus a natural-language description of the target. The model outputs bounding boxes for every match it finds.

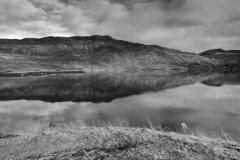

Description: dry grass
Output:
[178,126,235,142]
[152,123,236,142]
[1,121,240,160]
[15,120,236,142]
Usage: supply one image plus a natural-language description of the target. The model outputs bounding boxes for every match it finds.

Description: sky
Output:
[0,0,240,53]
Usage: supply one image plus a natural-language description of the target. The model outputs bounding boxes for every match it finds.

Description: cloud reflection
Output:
[0,83,240,136]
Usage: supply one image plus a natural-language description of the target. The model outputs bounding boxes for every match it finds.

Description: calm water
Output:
[0,72,240,137]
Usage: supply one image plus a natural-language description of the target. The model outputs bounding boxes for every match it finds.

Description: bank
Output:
[0,122,240,160]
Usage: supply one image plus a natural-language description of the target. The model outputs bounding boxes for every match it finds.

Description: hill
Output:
[197,49,240,73]
[0,35,218,71]
[200,49,240,64]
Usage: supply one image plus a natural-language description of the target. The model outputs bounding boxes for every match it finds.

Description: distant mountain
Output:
[199,49,240,73]
[200,49,240,55]
[0,35,218,71]
[200,49,240,63]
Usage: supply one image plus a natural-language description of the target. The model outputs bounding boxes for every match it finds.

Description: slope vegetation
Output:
[0,36,218,71]
[197,49,240,73]
[200,49,240,64]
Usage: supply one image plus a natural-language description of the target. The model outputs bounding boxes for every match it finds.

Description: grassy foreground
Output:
[0,122,240,160]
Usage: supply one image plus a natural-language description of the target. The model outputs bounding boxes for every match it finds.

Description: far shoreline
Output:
[0,67,187,77]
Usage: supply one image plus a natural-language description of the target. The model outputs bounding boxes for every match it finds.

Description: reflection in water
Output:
[0,73,240,137]
[0,72,220,103]
[201,74,240,87]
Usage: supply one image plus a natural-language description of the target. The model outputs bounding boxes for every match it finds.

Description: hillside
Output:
[0,36,218,71]
[196,49,240,73]
[200,49,240,63]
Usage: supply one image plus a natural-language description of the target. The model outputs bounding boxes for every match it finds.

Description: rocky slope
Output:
[0,36,218,71]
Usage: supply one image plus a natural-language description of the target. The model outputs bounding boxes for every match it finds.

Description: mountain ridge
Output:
[0,35,236,72]
[199,48,240,64]
[200,49,240,56]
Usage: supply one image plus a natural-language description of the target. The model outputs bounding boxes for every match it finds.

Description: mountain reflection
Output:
[0,72,220,103]
[0,73,240,137]
[201,73,240,87]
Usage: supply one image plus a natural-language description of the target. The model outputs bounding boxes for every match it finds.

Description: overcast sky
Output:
[0,0,240,53]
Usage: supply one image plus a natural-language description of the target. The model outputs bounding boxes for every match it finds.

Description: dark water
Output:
[0,72,240,137]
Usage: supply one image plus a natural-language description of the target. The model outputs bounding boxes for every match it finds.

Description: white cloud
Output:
[0,0,240,52]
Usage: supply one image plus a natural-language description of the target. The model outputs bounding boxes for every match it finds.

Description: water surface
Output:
[0,72,240,137]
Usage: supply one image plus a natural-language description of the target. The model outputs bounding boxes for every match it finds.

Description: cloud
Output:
[0,0,239,52]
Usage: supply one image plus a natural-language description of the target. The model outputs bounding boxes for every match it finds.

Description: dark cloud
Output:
[108,0,187,11]
[228,17,240,23]
[0,0,240,52]
[224,111,239,118]
[157,0,187,11]
[163,17,200,28]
